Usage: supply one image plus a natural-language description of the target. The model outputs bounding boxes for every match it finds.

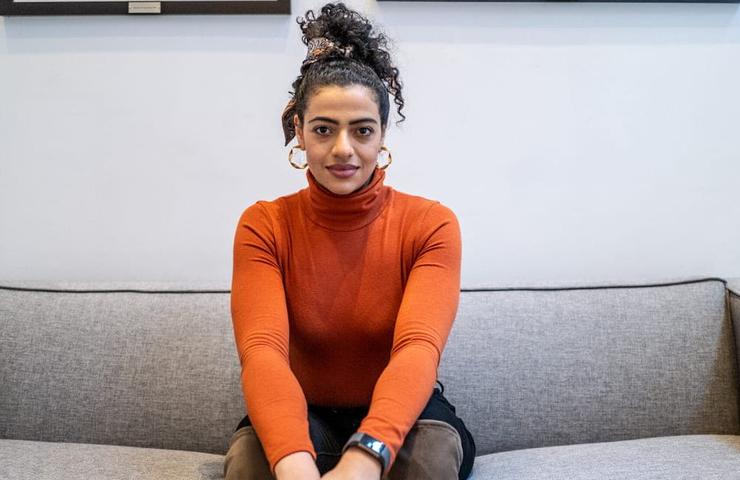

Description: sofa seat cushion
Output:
[0,439,225,480]
[471,434,740,480]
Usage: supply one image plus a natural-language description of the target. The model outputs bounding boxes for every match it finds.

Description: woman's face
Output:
[294,84,385,196]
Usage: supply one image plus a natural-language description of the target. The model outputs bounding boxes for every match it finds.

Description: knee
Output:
[223,426,275,480]
[387,419,463,480]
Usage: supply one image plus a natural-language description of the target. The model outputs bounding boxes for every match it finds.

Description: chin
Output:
[327,182,361,196]
[314,167,374,195]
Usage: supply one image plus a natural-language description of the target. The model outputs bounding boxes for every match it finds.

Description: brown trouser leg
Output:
[223,419,463,480]
[223,426,274,480]
[387,419,464,480]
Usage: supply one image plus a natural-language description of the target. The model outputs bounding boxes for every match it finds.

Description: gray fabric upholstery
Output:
[470,434,740,480]
[0,284,244,455]
[438,278,739,455]
[727,278,740,297]
[0,439,224,480]
[728,278,740,413]
[728,277,740,337]
[6,434,740,480]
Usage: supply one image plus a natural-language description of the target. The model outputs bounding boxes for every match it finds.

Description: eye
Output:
[358,127,374,136]
[313,126,331,135]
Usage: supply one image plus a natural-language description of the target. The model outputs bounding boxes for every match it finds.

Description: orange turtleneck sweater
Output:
[230,166,462,473]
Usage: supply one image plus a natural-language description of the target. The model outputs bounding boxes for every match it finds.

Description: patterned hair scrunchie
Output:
[302,37,354,69]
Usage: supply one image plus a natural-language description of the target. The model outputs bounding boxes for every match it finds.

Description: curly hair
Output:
[281,2,406,146]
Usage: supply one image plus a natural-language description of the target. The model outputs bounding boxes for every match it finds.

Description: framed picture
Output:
[0,0,288,15]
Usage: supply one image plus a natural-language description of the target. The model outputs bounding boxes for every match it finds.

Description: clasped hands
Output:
[275,447,382,480]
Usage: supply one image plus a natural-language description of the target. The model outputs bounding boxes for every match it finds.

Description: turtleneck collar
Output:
[300,166,392,231]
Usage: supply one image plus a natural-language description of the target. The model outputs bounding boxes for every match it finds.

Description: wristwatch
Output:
[342,432,391,475]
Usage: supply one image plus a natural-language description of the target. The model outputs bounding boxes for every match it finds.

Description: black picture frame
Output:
[378,0,737,2]
[0,0,289,15]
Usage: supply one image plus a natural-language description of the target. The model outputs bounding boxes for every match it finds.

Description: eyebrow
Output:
[308,116,378,125]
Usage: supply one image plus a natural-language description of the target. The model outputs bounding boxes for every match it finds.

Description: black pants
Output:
[234,381,476,479]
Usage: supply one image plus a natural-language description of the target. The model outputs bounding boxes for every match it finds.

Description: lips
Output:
[327,165,359,171]
[327,165,359,179]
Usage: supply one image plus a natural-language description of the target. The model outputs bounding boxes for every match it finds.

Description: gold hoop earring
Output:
[288,145,308,170]
[377,146,392,170]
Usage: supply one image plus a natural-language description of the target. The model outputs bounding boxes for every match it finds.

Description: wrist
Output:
[342,447,383,477]
[342,432,391,476]
[274,451,319,480]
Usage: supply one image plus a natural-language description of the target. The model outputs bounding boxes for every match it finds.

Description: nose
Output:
[331,130,353,159]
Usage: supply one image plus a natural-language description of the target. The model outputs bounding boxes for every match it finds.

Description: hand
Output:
[321,447,382,480]
[274,451,321,480]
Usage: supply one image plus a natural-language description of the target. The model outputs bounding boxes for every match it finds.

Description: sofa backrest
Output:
[0,283,242,455]
[439,277,740,456]
[1,277,738,457]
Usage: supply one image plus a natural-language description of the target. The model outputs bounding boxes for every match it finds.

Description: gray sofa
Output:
[2,276,740,480]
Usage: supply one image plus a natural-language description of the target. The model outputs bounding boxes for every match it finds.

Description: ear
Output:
[293,113,304,147]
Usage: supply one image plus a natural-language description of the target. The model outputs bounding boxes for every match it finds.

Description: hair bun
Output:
[297,3,377,67]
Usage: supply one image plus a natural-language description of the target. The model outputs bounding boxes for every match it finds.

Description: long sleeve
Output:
[357,201,463,470]
[230,202,316,473]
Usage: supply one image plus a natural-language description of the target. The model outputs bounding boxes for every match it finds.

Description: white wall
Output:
[1,0,739,288]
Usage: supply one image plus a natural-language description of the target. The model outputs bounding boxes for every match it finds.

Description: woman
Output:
[225,3,475,479]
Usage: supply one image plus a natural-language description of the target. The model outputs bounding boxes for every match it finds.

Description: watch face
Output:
[367,439,384,453]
